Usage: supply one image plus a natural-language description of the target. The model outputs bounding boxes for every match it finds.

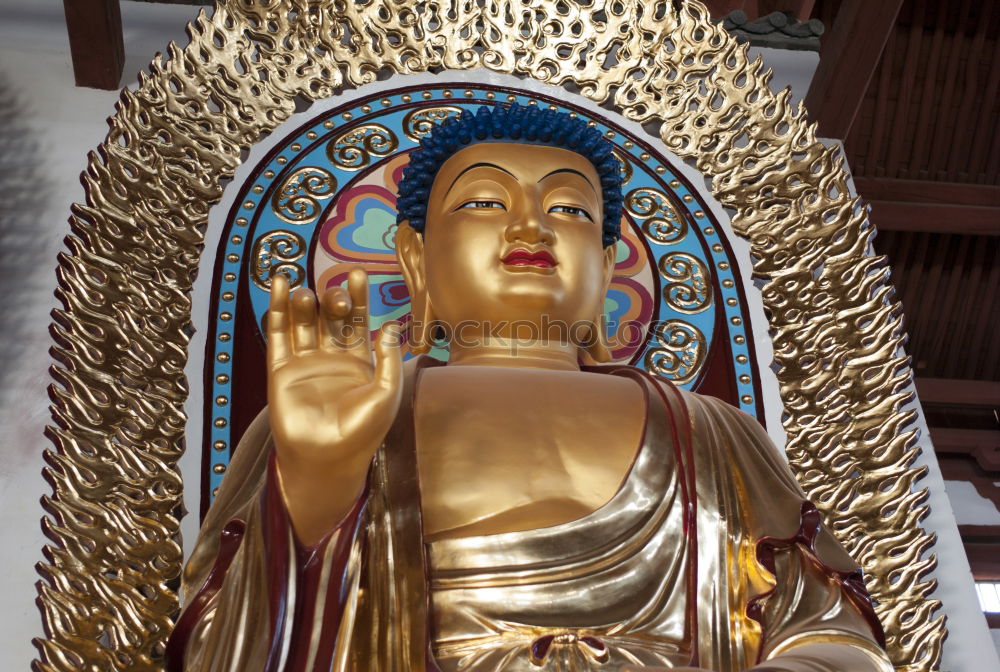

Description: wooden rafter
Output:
[63,0,124,90]
[804,0,904,140]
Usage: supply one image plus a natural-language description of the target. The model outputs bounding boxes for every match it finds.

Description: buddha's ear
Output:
[395,222,434,355]
[581,244,618,364]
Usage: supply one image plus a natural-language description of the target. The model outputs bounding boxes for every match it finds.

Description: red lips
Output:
[502,249,557,268]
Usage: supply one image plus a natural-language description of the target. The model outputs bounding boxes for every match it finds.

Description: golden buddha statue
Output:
[167,105,891,672]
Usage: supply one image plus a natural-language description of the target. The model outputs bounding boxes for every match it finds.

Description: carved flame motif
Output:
[626,186,687,245]
[251,231,307,291]
[271,166,338,225]
[658,252,712,314]
[38,0,943,670]
[326,123,399,171]
[643,320,706,384]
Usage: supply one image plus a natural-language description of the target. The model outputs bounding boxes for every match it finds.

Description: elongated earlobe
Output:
[582,245,618,364]
[395,223,435,355]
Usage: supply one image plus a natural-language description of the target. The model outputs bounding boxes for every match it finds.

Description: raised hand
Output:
[267,268,402,546]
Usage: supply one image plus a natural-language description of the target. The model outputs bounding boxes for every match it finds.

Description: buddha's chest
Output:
[414,366,645,540]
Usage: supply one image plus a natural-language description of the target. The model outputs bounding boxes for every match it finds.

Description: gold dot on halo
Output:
[243,201,255,210]
[216,395,229,406]
[361,104,372,113]
[324,120,335,128]
[587,120,597,127]
[730,317,742,326]
[463,90,474,98]
[605,130,615,138]
[424,91,434,99]
[736,354,748,364]
[507,95,517,102]
[292,143,303,152]
[212,487,219,497]
[401,94,412,102]
[639,152,650,160]
[442,90,453,98]
[213,417,227,427]
[219,333,231,342]
[655,166,666,174]
[739,374,751,384]
[694,210,705,218]
[342,112,353,120]
[712,244,723,252]
[718,261,730,270]
[741,395,753,404]
[263,170,275,179]
[722,279,734,288]
[236,217,248,226]
[682,194,693,203]
[381,98,392,106]
[222,292,235,301]
[224,273,236,282]
[548,105,558,112]
[669,179,680,188]
[306,131,318,139]
[703,226,715,235]
[252,185,264,194]
[485,92,495,99]
[276,156,287,164]
[216,374,229,384]
[214,440,227,451]
[231,235,242,244]
[726,297,738,306]
[213,463,227,474]
[623,140,634,149]
[220,311,232,321]
[734,335,746,344]
[226,254,239,263]
[217,352,230,363]
[568,112,578,118]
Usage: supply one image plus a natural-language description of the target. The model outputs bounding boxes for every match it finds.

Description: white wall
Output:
[0,2,995,668]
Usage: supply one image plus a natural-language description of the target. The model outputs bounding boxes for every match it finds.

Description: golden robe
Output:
[168,359,891,672]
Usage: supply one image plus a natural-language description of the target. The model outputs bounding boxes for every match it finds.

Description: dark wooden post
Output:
[804,0,904,140]
[63,0,125,90]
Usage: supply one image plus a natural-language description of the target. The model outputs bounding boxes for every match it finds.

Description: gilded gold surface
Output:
[272,166,338,225]
[326,123,399,171]
[251,230,307,290]
[644,319,706,384]
[38,0,942,670]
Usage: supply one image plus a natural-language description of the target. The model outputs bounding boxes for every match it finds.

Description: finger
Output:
[345,267,370,351]
[372,322,403,393]
[321,286,352,349]
[290,288,319,354]
[338,323,403,443]
[267,273,292,366]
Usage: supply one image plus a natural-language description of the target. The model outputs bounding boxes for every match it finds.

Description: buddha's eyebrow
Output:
[446,162,516,195]
[538,168,597,196]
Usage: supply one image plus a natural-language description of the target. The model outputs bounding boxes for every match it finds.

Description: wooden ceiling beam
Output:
[804,0,904,140]
[916,378,1000,407]
[63,0,124,90]
[855,177,1000,207]
[867,201,1000,236]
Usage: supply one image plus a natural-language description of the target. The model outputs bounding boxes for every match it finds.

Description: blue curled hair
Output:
[395,103,624,248]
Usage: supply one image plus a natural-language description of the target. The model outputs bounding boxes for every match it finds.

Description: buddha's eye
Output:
[457,200,507,211]
[549,204,593,221]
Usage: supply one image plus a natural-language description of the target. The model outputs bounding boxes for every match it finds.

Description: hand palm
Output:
[267,269,402,467]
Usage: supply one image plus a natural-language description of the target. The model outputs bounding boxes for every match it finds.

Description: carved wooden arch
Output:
[37,1,944,670]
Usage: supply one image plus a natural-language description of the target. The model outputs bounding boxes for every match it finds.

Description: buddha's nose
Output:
[505,199,554,245]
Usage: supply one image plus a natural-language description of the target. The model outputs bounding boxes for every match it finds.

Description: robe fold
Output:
[168,358,890,672]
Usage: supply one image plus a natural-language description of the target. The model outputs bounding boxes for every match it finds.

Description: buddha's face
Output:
[398,142,614,344]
